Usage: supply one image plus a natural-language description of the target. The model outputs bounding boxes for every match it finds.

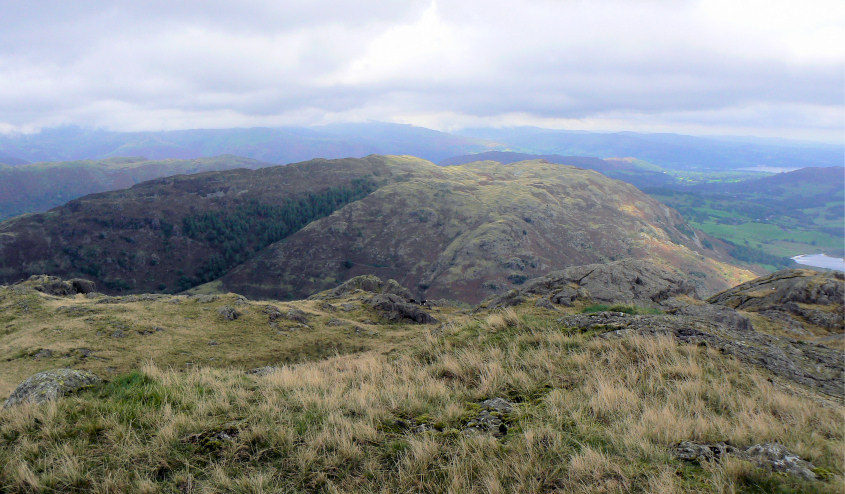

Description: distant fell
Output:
[0,155,430,293]
[0,155,270,220]
[441,151,675,189]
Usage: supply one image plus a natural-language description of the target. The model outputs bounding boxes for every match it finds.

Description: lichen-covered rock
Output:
[367,293,437,324]
[464,398,515,437]
[4,369,101,408]
[672,441,736,462]
[672,441,817,480]
[744,443,818,480]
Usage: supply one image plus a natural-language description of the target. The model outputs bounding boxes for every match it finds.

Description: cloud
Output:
[0,0,842,141]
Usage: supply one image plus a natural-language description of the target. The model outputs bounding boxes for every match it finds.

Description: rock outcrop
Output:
[486,259,697,309]
[309,275,413,301]
[4,369,101,408]
[709,269,844,333]
[16,275,96,296]
[367,293,437,324]
[504,262,844,397]
[672,441,818,481]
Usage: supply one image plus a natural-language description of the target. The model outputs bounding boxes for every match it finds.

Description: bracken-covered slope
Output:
[0,155,430,293]
[215,159,753,302]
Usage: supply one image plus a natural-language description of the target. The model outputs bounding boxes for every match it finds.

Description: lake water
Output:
[791,254,845,272]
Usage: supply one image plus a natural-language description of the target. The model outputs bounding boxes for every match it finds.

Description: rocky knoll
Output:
[708,269,844,336]
[486,259,697,308]
[15,274,96,296]
[311,275,436,324]
[497,262,844,397]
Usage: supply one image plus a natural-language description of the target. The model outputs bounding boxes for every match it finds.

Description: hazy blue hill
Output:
[0,150,27,166]
[455,127,843,170]
[313,122,495,162]
[0,124,493,165]
[0,155,271,220]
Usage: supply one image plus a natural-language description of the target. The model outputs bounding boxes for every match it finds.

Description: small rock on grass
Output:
[217,306,241,320]
[4,369,101,408]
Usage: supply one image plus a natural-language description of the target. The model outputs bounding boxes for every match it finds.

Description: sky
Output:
[1,0,843,142]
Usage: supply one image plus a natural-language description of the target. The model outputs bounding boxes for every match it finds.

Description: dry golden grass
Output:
[0,287,446,397]
[0,297,842,493]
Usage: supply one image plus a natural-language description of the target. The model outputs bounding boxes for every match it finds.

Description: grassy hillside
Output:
[0,277,841,493]
[0,155,271,220]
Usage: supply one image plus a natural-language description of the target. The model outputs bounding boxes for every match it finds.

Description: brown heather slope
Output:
[215,160,753,302]
[0,155,431,293]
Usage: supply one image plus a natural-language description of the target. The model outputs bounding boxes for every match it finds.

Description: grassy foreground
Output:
[1,306,842,493]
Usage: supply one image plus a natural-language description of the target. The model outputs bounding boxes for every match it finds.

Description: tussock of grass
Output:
[1,306,841,493]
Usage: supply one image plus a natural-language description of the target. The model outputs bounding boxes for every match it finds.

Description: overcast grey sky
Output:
[1,0,843,142]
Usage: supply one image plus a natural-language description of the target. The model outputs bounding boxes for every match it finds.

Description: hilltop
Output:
[0,265,841,492]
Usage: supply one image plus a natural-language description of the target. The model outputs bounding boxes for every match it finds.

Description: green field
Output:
[649,182,844,266]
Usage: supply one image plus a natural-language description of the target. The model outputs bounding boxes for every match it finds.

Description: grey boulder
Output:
[4,369,101,408]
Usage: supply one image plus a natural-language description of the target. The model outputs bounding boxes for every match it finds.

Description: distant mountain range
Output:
[1,123,840,170]
[454,127,844,170]
[0,124,493,166]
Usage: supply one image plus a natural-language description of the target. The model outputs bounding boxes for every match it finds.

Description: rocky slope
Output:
[215,160,751,302]
[708,268,844,345]
[486,262,845,397]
